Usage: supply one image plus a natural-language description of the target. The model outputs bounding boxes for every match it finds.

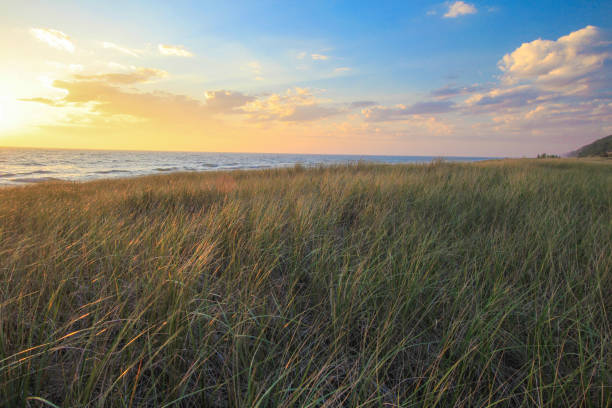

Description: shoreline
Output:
[2,157,610,189]
[0,154,499,187]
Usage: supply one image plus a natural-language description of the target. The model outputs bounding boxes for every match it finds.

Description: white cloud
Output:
[311,54,329,60]
[444,1,477,18]
[353,26,610,151]
[244,61,263,80]
[107,62,130,71]
[37,75,56,89]
[445,25,612,150]
[158,44,194,57]
[30,28,75,52]
[46,61,84,72]
[247,61,262,73]
[103,42,140,57]
[458,25,612,114]
[334,67,351,73]
[498,25,611,90]
[69,64,84,72]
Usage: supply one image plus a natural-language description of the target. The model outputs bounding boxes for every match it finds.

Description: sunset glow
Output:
[1,3,611,406]
[1,1,610,156]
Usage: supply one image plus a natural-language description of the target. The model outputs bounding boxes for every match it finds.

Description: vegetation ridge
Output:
[569,134,612,157]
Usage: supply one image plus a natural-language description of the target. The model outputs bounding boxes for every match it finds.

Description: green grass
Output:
[0,159,610,407]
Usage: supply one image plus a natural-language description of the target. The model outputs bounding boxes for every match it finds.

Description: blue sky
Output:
[1,1,611,155]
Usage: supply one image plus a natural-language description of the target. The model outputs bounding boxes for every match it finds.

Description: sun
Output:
[0,79,40,134]
[0,101,14,132]
[0,96,33,134]
[0,102,11,132]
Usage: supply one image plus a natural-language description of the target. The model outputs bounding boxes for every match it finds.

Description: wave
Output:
[15,170,55,176]
[0,149,495,185]
[95,169,131,174]
[10,177,63,184]
[241,165,272,169]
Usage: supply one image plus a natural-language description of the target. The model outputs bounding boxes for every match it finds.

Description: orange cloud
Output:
[18,97,65,107]
[242,88,341,122]
[311,54,329,60]
[204,91,255,112]
[362,101,455,121]
[16,72,265,152]
[74,67,168,84]
[19,69,258,140]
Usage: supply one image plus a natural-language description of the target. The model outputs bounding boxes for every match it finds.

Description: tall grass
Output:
[0,159,610,407]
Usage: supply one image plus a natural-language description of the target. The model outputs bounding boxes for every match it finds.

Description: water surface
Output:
[0,148,495,186]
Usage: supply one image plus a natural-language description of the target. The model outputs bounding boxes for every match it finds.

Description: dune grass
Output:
[0,159,610,407]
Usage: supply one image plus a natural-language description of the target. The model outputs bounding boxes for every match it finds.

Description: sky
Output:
[0,1,611,156]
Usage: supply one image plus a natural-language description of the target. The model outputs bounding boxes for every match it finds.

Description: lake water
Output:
[0,147,495,186]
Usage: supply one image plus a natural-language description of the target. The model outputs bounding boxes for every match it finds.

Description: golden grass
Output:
[0,159,610,407]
